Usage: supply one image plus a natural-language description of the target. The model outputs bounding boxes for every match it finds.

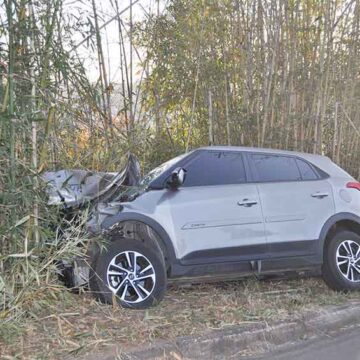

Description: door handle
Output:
[237,199,258,207]
[311,192,329,199]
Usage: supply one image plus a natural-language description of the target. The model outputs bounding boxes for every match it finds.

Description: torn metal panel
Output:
[42,153,141,208]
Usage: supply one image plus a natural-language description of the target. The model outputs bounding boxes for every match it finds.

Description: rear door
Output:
[248,153,335,258]
[167,150,267,264]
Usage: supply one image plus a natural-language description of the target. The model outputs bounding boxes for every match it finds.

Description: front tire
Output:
[322,230,360,291]
[89,237,167,309]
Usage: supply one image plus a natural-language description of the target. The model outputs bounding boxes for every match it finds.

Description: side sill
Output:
[169,255,322,280]
[261,254,322,272]
[180,240,320,266]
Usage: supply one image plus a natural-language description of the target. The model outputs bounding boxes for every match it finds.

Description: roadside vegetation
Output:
[1,0,360,357]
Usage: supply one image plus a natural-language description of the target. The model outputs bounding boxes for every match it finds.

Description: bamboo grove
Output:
[1,0,360,316]
[138,0,360,173]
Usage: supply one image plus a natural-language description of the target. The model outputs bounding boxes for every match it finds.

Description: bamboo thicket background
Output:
[1,0,360,316]
[138,0,360,171]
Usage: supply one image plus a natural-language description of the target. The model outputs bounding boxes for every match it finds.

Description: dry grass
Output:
[1,275,360,359]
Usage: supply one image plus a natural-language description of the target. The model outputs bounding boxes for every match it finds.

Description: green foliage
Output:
[136,0,360,175]
[0,0,112,322]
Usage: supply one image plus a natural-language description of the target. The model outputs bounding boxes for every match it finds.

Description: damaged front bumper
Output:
[57,257,91,289]
[43,153,141,289]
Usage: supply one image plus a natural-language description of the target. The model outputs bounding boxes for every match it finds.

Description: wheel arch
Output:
[101,212,177,270]
[319,212,360,260]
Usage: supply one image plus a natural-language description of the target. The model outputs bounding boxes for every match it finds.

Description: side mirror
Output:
[167,167,186,189]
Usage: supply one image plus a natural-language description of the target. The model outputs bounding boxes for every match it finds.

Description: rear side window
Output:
[251,154,301,182]
[296,159,319,180]
[183,151,246,186]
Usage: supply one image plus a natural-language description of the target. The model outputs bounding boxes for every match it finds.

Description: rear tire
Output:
[89,237,167,309]
[322,230,360,291]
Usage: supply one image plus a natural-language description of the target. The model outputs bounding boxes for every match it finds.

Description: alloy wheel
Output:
[336,240,360,283]
[106,250,156,304]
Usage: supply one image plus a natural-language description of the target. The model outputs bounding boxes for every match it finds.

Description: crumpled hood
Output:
[42,153,141,208]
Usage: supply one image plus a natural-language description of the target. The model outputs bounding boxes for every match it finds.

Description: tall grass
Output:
[0,0,117,325]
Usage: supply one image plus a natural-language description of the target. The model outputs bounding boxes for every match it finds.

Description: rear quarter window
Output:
[296,159,319,180]
[251,154,301,182]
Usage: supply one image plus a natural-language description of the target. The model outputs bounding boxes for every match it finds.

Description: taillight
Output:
[346,182,360,191]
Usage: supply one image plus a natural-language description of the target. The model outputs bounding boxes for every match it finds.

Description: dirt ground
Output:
[1,275,360,359]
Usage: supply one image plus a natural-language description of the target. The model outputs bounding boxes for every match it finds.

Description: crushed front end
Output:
[42,153,141,289]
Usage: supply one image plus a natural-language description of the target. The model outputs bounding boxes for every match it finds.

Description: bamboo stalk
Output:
[129,0,134,145]
[333,102,338,160]
[28,0,39,245]
[185,47,202,152]
[115,0,129,129]
[225,74,231,146]
[91,0,112,140]
[208,89,213,146]
[6,0,15,187]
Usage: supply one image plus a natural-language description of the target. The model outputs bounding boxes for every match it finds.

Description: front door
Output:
[168,150,267,265]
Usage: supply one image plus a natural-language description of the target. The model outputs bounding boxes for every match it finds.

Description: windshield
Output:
[139,153,188,187]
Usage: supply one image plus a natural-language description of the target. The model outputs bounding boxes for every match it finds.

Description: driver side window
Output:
[183,151,247,187]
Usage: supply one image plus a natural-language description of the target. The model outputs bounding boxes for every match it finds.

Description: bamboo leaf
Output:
[13,215,30,229]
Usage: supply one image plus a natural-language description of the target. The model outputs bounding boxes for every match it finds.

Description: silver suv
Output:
[89,146,360,309]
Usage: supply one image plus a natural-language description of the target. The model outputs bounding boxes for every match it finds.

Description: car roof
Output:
[197,146,325,160]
